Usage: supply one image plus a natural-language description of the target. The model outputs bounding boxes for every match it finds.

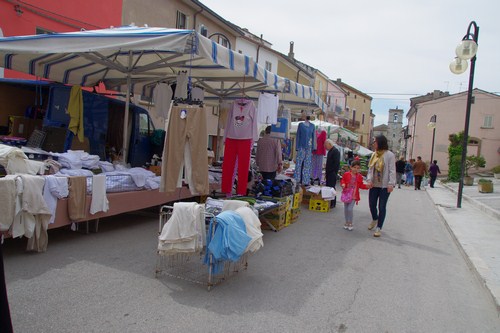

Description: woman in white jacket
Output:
[366,135,396,237]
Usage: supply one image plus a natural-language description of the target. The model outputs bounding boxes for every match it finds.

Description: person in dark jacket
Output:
[395,156,406,189]
[428,160,441,188]
[324,139,340,208]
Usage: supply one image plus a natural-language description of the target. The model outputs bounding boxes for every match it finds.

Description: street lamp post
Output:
[427,115,437,163]
[449,21,479,208]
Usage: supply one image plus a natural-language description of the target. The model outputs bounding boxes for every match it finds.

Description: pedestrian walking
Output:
[324,139,340,208]
[366,135,396,237]
[428,160,441,188]
[395,156,406,189]
[412,156,427,190]
[340,160,368,231]
[404,159,414,187]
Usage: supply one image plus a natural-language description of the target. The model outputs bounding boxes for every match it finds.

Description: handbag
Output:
[341,174,356,203]
[341,187,354,203]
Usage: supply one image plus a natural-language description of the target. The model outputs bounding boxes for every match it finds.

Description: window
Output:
[265,61,272,71]
[352,109,356,121]
[138,113,151,136]
[216,35,229,48]
[393,133,396,138]
[176,11,188,29]
[362,113,365,125]
[199,24,208,37]
[483,115,493,128]
[393,114,398,122]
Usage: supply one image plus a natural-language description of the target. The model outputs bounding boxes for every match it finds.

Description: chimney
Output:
[288,41,294,58]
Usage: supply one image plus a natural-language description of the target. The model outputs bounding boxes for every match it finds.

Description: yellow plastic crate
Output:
[292,190,303,209]
[262,195,293,211]
[309,199,330,213]
[291,207,301,223]
[285,211,292,227]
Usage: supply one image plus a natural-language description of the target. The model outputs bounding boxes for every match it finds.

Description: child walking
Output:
[340,160,368,231]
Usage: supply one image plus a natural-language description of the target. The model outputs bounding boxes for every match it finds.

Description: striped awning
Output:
[0,25,325,111]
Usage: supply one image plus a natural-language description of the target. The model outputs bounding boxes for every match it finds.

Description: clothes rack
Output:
[155,205,249,291]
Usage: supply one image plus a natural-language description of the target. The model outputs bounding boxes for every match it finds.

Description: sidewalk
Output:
[425,176,500,312]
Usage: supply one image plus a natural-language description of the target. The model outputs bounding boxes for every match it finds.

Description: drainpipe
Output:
[255,34,263,63]
[192,5,204,30]
[409,106,418,159]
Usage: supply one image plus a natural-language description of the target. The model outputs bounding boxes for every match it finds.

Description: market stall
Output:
[0,26,322,251]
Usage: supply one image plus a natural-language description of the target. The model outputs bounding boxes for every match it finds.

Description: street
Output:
[3,187,500,333]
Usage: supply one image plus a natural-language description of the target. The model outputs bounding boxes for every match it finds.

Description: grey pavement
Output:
[425,175,500,312]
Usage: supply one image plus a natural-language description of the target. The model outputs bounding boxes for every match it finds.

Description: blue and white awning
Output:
[0,25,325,111]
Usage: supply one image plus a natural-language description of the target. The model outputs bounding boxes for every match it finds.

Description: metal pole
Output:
[430,127,436,163]
[457,22,479,208]
[430,115,436,163]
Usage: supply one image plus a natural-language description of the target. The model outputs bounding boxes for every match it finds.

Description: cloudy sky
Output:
[201,0,499,126]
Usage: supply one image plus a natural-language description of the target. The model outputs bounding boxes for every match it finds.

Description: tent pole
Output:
[122,52,132,164]
[215,82,224,163]
[215,98,222,163]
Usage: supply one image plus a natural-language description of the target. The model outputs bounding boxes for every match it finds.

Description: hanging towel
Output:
[18,175,51,252]
[0,175,18,231]
[68,176,87,221]
[207,210,251,262]
[158,202,203,254]
[90,174,109,214]
[222,200,249,212]
[42,175,69,224]
[68,85,84,142]
[235,206,263,253]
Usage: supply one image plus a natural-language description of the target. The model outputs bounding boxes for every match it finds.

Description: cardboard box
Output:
[261,211,286,231]
[149,165,161,176]
[9,116,43,139]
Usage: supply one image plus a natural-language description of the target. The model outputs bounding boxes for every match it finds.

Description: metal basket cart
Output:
[155,205,249,291]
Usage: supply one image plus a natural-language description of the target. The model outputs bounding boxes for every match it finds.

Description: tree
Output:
[465,155,486,176]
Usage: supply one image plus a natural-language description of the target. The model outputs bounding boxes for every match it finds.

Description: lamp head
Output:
[449,57,468,74]
[456,39,478,60]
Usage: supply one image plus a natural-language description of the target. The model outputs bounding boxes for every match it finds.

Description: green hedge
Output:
[448,132,463,182]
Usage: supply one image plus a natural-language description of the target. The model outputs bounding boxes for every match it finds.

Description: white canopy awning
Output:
[0,25,325,159]
[355,145,373,156]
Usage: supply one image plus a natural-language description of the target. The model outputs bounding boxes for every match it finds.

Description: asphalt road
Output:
[3,187,500,332]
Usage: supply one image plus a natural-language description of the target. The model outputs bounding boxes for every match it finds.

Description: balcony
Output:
[343,119,360,130]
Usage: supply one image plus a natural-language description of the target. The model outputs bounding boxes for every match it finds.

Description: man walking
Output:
[412,156,427,190]
[428,160,441,188]
[324,139,340,208]
[395,156,406,189]
[256,126,283,181]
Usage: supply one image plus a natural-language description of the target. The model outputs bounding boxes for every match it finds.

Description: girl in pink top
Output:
[340,159,368,231]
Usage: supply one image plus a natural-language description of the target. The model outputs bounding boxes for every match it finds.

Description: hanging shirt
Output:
[153,83,173,119]
[295,121,316,150]
[257,92,279,124]
[224,99,258,141]
[313,130,327,155]
[191,86,204,101]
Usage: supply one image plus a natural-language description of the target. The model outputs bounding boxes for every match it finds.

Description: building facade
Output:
[406,89,500,174]
[334,79,373,147]
[387,107,404,156]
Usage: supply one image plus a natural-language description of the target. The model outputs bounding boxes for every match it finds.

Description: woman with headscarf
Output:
[366,135,396,237]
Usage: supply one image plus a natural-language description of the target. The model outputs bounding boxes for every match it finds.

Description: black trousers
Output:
[414,175,423,189]
[260,171,277,181]
[0,243,13,333]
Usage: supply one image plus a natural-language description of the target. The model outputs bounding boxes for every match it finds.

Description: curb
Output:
[429,182,500,313]
[438,181,500,220]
